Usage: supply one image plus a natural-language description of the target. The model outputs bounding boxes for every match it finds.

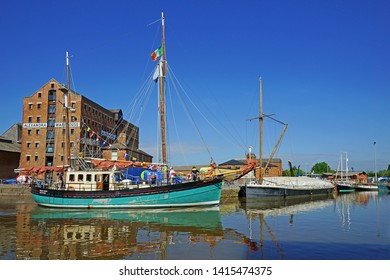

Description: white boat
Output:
[242,78,335,198]
[354,184,378,191]
[245,176,335,198]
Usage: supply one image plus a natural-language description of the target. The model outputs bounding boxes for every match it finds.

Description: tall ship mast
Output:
[158,11,167,166]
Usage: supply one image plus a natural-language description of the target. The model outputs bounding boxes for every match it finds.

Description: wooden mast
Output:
[159,11,167,166]
[259,77,263,184]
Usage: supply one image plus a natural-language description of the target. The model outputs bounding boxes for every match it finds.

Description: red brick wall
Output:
[0,151,19,179]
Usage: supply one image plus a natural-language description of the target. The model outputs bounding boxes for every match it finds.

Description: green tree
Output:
[283,165,304,176]
[311,162,333,174]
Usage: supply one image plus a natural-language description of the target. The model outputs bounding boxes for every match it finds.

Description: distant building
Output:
[322,172,368,183]
[19,79,152,178]
[0,123,22,179]
[219,158,282,177]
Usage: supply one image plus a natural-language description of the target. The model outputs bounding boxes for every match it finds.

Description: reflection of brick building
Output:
[19,79,152,174]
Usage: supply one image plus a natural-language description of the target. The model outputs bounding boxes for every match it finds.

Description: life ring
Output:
[68,186,75,191]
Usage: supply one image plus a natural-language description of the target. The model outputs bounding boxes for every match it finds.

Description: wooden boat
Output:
[29,12,224,209]
[241,78,335,198]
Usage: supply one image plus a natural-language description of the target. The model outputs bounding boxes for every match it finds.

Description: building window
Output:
[61,142,65,148]
[37,103,42,109]
[48,105,56,114]
[70,142,74,148]
[47,131,54,140]
[48,90,56,101]
[51,83,55,89]
[46,143,54,153]
[71,102,76,109]
[62,129,66,135]
[28,116,32,123]
[29,104,33,109]
[61,155,64,162]
[35,142,39,148]
[27,142,31,149]
[37,116,41,123]
[28,130,32,136]
[48,118,55,127]
[36,129,40,135]
[38,92,42,98]
[26,155,30,162]
[71,129,74,135]
[35,155,38,162]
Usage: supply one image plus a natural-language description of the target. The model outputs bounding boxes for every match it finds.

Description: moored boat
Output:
[30,168,222,208]
[244,176,335,198]
[334,180,356,192]
[240,78,335,198]
[354,184,378,191]
[28,12,245,209]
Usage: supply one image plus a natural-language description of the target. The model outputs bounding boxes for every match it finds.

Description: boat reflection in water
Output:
[21,206,224,260]
[238,194,335,259]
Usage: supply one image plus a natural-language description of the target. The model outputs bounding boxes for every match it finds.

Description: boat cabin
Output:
[65,170,123,191]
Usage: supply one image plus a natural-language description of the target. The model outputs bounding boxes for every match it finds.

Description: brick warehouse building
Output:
[19,79,152,175]
[0,123,22,179]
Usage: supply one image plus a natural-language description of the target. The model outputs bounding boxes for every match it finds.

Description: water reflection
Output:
[335,191,381,230]
[17,206,224,260]
[238,194,335,259]
[2,191,389,260]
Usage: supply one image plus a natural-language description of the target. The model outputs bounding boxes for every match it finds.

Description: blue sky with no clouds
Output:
[0,0,389,171]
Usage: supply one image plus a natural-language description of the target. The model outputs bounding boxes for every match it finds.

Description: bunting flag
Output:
[124,153,128,159]
[90,131,95,138]
[151,46,162,61]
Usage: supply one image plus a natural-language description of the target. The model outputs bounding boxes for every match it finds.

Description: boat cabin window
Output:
[69,174,75,182]
[95,175,102,182]
[86,174,92,182]
[78,174,84,182]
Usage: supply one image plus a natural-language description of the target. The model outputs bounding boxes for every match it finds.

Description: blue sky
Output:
[1,0,389,172]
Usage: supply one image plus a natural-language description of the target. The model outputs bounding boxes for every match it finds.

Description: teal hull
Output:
[31,179,222,208]
[30,206,222,231]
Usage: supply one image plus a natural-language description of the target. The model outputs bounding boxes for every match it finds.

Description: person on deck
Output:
[57,173,64,188]
[191,166,200,181]
[169,167,176,184]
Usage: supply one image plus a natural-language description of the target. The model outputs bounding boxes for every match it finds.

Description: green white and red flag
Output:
[151,46,162,61]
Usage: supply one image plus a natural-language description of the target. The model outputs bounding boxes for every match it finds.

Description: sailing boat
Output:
[334,152,356,192]
[30,12,223,208]
[242,78,335,198]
